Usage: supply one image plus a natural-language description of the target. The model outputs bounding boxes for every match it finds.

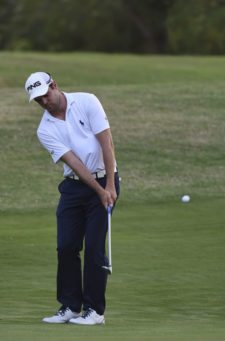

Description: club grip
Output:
[107,205,112,214]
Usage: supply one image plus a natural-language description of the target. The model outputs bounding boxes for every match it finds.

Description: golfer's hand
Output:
[99,189,114,209]
[105,185,117,204]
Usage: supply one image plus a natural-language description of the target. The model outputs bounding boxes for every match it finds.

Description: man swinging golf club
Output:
[24,72,120,325]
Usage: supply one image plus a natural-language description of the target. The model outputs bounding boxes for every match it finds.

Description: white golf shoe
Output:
[70,308,105,325]
[42,306,80,323]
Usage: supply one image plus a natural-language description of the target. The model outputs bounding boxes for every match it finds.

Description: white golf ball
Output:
[181,195,190,203]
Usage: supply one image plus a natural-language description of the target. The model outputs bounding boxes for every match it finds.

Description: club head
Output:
[102,265,112,275]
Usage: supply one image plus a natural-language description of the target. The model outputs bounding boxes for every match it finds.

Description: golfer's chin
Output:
[46,106,54,113]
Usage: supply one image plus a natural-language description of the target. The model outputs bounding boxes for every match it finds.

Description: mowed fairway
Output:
[1,202,225,341]
[1,52,225,340]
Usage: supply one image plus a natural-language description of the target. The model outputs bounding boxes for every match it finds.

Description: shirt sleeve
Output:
[86,94,110,134]
[37,130,71,163]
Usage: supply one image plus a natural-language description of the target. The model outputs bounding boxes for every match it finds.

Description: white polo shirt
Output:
[37,92,111,177]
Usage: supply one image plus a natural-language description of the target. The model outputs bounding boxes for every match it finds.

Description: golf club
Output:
[102,205,112,274]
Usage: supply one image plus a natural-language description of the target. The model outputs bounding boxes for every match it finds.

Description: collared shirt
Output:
[37,92,110,177]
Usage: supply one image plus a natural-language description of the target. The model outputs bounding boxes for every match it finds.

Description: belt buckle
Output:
[95,170,105,179]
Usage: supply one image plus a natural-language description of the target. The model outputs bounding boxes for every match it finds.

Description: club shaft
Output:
[108,207,112,271]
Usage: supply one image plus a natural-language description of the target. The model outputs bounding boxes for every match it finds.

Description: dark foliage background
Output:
[0,0,225,54]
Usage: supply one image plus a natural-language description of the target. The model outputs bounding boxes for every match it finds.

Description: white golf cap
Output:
[25,72,52,102]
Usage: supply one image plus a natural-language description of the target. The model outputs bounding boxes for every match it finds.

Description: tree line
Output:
[0,0,225,54]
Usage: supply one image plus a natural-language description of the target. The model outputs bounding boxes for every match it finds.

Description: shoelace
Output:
[56,307,69,316]
[82,309,93,319]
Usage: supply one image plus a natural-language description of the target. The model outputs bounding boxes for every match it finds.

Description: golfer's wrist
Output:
[96,184,105,196]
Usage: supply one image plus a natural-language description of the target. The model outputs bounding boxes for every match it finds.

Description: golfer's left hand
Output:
[105,185,117,205]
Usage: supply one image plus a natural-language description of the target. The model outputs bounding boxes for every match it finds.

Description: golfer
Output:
[24,72,120,325]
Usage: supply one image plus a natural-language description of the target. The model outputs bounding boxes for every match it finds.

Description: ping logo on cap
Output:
[25,72,52,102]
[27,81,42,92]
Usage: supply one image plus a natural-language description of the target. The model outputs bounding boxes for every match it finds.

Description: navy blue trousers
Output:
[56,173,120,315]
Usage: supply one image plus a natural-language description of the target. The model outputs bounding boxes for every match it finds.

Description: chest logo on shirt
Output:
[79,120,84,126]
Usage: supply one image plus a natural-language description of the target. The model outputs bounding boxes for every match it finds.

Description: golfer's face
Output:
[35,86,60,114]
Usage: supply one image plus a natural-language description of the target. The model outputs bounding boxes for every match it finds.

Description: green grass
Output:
[1,52,225,340]
[1,201,225,340]
[1,52,225,209]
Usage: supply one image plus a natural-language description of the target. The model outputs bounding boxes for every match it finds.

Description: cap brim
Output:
[29,84,49,102]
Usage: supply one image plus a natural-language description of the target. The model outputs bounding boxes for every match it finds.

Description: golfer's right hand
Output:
[99,189,114,209]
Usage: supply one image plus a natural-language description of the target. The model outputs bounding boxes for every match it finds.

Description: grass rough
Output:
[1,53,225,209]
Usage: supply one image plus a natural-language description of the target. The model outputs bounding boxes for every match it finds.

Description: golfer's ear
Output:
[50,81,57,89]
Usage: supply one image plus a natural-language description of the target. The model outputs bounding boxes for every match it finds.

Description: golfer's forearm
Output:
[96,129,116,186]
[61,151,105,196]
[103,149,115,186]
